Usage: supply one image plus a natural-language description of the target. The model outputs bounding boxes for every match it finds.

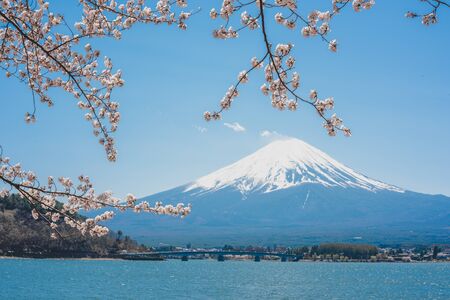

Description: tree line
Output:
[290,243,378,259]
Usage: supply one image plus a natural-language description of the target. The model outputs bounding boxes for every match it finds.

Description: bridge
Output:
[121,251,300,262]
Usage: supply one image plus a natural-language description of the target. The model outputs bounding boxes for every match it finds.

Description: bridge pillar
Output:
[181,255,188,261]
[217,254,225,262]
[254,255,261,262]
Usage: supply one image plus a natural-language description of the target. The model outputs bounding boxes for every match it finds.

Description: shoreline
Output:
[1,256,449,263]
[0,256,122,261]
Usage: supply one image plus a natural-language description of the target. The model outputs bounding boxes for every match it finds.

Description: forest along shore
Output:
[0,195,148,259]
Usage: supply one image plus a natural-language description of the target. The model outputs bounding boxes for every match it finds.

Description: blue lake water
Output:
[0,259,449,299]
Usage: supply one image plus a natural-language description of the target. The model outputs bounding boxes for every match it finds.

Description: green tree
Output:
[433,246,440,259]
[117,230,123,241]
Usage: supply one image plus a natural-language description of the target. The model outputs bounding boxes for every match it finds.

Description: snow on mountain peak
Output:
[185,138,403,194]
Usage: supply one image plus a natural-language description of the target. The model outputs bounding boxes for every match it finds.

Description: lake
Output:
[0,259,449,299]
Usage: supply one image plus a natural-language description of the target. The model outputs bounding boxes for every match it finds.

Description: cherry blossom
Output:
[204,0,447,135]
[0,0,195,161]
[405,0,449,25]
[204,0,371,136]
[0,146,191,238]
[0,0,194,237]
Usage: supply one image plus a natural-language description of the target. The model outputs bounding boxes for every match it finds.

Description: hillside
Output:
[0,194,145,258]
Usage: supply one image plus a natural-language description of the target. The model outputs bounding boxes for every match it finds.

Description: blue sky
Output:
[1,1,449,197]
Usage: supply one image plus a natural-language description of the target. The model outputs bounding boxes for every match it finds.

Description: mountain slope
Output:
[107,139,450,245]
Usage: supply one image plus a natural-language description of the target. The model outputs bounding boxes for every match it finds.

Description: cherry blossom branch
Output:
[0,149,191,239]
[204,51,269,120]
[1,7,118,160]
[78,0,195,35]
[0,1,194,161]
[406,0,449,25]
[259,3,348,136]
[0,0,196,238]
[205,0,372,136]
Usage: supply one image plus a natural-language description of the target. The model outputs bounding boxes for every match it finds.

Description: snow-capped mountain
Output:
[186,138,403,195]
[107,138,450,245]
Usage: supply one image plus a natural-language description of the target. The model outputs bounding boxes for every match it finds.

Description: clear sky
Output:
[1,1,449,198]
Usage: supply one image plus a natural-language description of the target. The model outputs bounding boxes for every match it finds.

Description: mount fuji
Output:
[185,138,403,195]
[108,138,450,245]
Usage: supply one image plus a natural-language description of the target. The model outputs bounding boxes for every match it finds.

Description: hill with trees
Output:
[0,194,145,258]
